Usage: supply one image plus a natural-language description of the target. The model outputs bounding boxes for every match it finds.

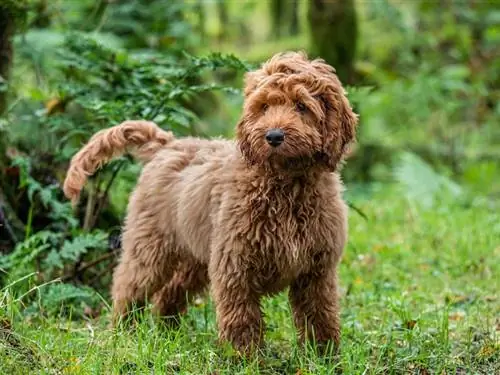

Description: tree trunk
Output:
[195,0,206,44]
[0,4,26,246]
[289,0,299,36]
[270,0,285,39]
[0,6,15,115]
[0,3,15,172]
[216,0,228,42]
[307,0,358,84]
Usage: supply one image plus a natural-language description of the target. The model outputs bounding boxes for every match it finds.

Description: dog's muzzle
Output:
[265,129,285,147]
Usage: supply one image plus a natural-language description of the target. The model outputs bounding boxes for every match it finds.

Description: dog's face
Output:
[236,52,358,173]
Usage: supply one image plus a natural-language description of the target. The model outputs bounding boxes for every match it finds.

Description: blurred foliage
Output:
[341,0,500,195]
[0,0,498,318]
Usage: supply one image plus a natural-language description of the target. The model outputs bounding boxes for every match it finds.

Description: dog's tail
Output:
[63,120,174,202]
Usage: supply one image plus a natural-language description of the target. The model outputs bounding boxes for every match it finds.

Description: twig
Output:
[90,160,125,229]
[74,179,99,281]
[61,252,115,282]
[347,201,368,221]
[82,179,97,232]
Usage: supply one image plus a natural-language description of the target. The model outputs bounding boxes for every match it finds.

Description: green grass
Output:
[1,184,499,374]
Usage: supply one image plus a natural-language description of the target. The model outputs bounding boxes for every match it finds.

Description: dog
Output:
[63,51,358,354]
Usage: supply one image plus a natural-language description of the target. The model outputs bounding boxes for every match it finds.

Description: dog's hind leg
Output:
[151,255,208,325]
[110,219,179,325]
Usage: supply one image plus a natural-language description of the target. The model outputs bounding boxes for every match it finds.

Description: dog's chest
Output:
[240,184,323,282]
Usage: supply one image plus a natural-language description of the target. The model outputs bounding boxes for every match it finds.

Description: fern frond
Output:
[44,231,108,271]
[394,151,463,208]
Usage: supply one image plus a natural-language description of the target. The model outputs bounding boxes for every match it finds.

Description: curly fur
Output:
[63,51,358,354]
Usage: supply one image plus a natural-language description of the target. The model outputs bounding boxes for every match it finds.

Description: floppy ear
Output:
[320,88,358,171]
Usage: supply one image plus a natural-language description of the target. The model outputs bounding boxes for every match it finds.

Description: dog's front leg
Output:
[289,262,340,354]
[209,254,264,355]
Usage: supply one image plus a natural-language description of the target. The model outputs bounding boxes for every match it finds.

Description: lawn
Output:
[1,184,498,374]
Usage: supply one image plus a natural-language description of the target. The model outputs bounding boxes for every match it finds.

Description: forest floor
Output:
[1,184,499,374]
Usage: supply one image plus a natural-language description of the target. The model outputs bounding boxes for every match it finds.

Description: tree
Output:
[289,0,300,36]
[0,4,16,115]
[270,0,300,39]
[0,1,27,246]
[269,0,284,39]
[308,0,358,84]
[195,0,206,44]
[216,0,229,42]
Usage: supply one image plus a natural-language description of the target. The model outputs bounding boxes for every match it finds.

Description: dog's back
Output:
[63,119,239,263]
[127,137,239,263]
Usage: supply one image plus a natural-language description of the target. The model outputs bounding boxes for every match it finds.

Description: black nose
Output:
[265,129,285,147]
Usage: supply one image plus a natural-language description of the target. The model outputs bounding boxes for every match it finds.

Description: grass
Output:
[1,184,499,374]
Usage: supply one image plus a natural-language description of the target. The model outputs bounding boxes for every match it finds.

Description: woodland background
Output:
[0,1,499,373]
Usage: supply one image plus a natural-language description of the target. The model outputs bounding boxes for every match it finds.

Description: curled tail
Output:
[63,120,174,202]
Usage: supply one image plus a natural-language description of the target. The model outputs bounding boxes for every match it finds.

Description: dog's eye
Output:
[295,102,307,113]
[262,104,269,113]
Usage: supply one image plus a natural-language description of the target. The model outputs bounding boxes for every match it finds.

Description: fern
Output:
[181,51,253,76]
[1,230,108,277]
[11,156,78,228]
[34,32,248,159]
[44,231,108,271]
[0,231,62,272]
[0,231,63,292]
[394,152,463,208]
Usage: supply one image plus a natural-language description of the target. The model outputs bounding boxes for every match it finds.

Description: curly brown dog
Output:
[63,51,358,354]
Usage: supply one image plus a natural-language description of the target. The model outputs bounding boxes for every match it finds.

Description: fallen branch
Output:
[61,252,114,282]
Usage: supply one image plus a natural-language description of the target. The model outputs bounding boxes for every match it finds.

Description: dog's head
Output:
[236,52,358,173]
